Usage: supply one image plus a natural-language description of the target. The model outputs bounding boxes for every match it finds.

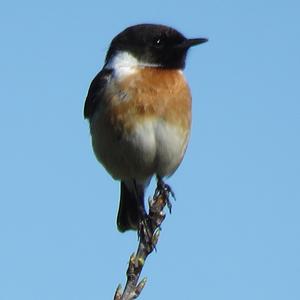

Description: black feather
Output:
[117,181,145,232]
[84,69,112,119]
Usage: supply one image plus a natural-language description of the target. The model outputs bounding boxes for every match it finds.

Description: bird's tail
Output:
[117,181,145,232]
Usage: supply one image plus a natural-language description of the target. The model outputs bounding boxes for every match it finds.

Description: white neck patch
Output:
[105,51,160,79]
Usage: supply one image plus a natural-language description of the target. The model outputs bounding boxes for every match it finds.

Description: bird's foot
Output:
[138,215,158,253]
[154,177,175,214]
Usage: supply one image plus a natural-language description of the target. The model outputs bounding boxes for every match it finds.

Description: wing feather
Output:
[84,69,112,119]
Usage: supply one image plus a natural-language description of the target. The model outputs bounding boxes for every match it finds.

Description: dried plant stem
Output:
[114,188,171,300]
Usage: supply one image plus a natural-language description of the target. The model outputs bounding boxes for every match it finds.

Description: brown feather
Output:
[104,68,191,134]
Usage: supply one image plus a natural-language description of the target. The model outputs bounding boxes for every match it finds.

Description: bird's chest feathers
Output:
[103,67,191,134]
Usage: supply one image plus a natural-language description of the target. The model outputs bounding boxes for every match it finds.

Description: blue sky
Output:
[1,1,299,299]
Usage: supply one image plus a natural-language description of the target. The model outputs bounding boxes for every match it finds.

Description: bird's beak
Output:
[179,37,208,48]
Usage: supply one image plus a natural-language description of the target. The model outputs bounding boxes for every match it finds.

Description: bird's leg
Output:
[136,201,153,244]
[137,208,158,253]
[155,176,175,214]
[133,180,155,247]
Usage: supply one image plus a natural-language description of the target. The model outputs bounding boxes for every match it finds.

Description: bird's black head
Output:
[105,24,208,69]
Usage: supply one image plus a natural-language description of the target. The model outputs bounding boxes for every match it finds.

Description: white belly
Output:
[90,116,189,182]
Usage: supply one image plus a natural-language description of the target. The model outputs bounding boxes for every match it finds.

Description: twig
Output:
[114,188,171,300]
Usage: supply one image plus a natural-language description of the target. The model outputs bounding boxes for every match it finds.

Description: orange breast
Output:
[105,67,192,134]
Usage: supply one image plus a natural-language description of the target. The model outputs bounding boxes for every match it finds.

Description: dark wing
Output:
[83,68,112,120]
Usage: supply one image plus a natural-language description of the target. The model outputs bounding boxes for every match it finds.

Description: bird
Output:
[84,24,207,233]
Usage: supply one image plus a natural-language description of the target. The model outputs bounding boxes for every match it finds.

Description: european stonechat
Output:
[84,24,207,232]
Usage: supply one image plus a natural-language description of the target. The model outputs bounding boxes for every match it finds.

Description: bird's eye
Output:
[153,37,164,47]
